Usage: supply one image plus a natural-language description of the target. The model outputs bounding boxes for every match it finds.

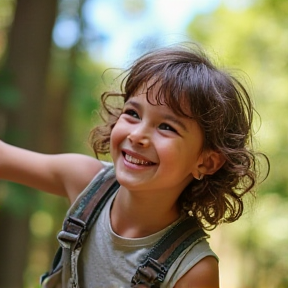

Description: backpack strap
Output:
[41,163,119,288]
[131,217,208,288]
[57,164,119,250]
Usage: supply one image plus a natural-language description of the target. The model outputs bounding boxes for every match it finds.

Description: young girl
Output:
[0,44,269,288]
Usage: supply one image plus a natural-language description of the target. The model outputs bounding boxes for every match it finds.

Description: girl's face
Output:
[110,90,205,199]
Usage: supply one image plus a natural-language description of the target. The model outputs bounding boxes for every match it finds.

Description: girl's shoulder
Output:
[57,155,105,203]
[164,238,218,287]
[67,160,114,205]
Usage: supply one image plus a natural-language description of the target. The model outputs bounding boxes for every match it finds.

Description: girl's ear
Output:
[197,150,226,176]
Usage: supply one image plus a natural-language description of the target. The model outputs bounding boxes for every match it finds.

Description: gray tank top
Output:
[77,187,218,288]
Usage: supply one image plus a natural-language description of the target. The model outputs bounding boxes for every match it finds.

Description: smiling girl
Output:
[0,44,269,288]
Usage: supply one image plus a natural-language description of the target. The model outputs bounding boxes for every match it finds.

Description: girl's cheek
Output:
[110,129,117,148]
[110,124,122,148]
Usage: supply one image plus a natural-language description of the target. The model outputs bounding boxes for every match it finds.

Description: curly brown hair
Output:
[89,44,269,230]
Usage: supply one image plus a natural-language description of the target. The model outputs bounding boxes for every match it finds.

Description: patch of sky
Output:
[52,16,81,49]
[53,0,221,65]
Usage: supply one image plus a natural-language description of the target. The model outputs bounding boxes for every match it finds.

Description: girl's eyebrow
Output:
[162,114,188,132]
[125,99,141,109]
[125,99,188,132]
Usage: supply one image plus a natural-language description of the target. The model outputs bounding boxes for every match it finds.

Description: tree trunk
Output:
[6,0,58,150]
[0,0,58,287]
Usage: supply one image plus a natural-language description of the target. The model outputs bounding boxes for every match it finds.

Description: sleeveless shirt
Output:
[76,183,218,288]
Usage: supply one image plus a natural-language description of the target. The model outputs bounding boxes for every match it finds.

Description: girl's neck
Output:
[110,186,181,238]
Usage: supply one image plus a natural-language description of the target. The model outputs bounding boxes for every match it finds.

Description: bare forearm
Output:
[0,140,103,202]
[0,140,62,193]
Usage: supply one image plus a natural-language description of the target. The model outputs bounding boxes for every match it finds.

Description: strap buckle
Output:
[131,257,167,287]
[57,216,87,250]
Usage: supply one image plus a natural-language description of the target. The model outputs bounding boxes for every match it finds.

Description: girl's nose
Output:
[127,126,151,147]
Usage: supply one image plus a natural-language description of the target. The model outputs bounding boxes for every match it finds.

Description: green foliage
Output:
[0,70,21,110]
[67,54,107,154]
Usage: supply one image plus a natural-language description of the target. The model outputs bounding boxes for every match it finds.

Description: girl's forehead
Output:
[126,81,193,118]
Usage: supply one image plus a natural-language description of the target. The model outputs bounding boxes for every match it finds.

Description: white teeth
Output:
[125,154,150,165]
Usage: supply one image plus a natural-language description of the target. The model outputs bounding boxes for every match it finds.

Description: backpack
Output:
[40,163,207,288]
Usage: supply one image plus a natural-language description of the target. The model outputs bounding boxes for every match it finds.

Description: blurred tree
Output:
[0,0,59,287]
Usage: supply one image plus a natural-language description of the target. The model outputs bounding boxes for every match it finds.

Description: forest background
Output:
[0,0,287,287]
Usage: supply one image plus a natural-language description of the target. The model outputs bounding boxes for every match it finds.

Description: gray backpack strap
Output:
[131,217,208,288]
[58,165,118,250]
[41,163,119,288]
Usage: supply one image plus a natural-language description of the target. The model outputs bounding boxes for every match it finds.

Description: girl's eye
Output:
[158,123,177,133]
[123,109,139,119]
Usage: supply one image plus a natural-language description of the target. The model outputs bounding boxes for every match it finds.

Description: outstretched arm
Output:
[0,140,103,203]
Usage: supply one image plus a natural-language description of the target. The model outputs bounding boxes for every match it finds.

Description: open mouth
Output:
[123,152,155,166]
